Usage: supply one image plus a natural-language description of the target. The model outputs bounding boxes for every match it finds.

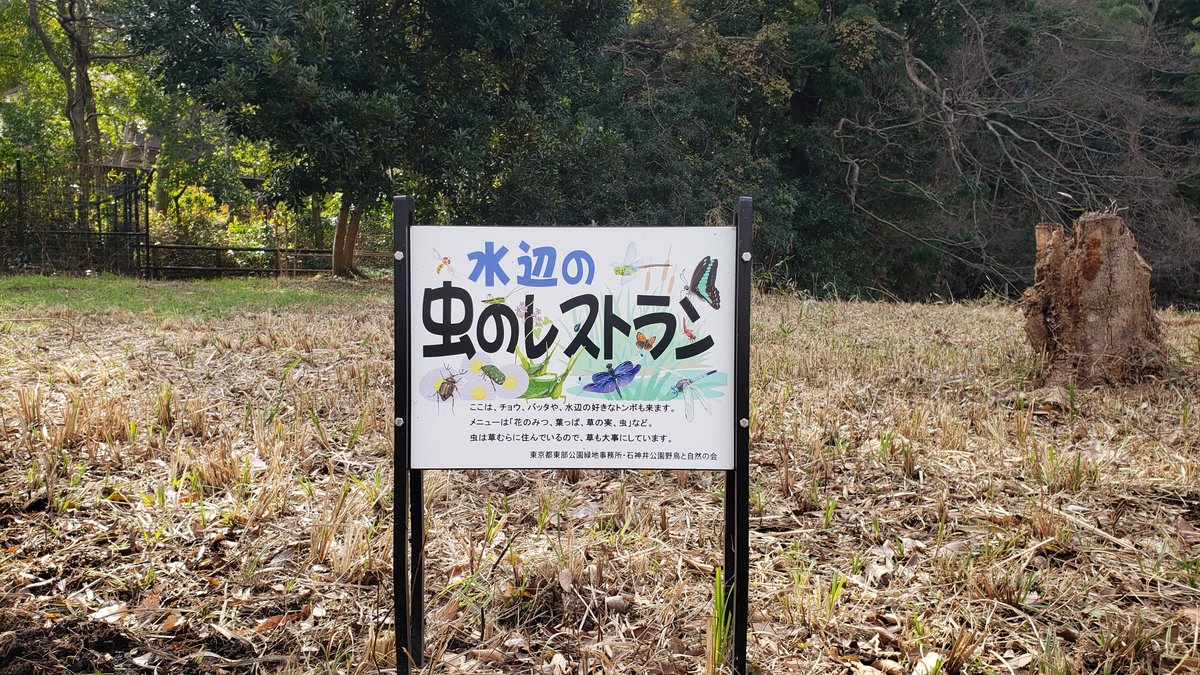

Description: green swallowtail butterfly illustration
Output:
[683,256,720,310]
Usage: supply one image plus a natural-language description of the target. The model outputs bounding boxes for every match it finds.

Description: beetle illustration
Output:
[419,366,469,411]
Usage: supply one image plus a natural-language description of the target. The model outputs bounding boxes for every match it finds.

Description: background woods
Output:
[2,0,1199,300]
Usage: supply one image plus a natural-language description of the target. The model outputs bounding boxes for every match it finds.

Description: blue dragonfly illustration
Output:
[583,360,642,398]
[667,369,717,421]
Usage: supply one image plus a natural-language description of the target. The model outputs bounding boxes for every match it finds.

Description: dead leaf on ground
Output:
[468,647,506,664]
[88,602,125,623]
[250,605,311,633]
[1173,516,1200,545]
[605,594,632,613]
[910,651,944,675]
[872,658,903,674]
[159,612,183,632]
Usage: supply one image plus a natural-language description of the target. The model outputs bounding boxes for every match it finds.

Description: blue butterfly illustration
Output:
[583,361,642,398]
[684,256,720,310]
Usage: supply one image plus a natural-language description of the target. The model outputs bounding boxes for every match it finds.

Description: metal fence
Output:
[0,161,151,274]
[145,243,393,277]
[0,161,390,278]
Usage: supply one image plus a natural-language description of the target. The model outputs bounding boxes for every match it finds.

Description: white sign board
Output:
[407,226,736,469]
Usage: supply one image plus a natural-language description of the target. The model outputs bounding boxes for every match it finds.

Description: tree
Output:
[830,0,1200,298]
[23,0,118,170]
[127,0,626,274]
[0,2,76,167]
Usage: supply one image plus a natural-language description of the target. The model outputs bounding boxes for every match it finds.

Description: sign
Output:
[395,196,752,675]
[407,226,738,469]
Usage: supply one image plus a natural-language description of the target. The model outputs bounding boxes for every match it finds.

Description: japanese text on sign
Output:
[408,226,736,470]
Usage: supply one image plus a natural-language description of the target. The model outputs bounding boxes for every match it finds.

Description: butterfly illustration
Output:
[667,370,717,422]
[583,361,641,399]
[683,257,720,309]
[635,331,657,350]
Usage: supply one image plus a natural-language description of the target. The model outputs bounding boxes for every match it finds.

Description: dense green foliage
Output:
[3,1,1199,299]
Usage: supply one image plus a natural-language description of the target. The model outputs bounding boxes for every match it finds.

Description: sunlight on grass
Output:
[0,274,386,317]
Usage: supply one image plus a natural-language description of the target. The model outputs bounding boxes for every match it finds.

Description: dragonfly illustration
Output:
[611,242,670,284]
[681,317,697,341]
[583,360,641,399]
[432,248,458,277]
[667,370,717,422]
[648,246,674,292]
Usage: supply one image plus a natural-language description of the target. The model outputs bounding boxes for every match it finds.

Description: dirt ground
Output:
[1,285,1198,673]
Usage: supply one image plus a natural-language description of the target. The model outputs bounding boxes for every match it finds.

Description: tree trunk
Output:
[332,199,350,275]
[310,194,324,249]
[155,166,170,213]
[71,13,103,167]
[1021,213,1165,386]
[340,204,364,272]
[27,0,105,230]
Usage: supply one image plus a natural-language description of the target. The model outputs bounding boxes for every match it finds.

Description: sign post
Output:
[395,197,752,673]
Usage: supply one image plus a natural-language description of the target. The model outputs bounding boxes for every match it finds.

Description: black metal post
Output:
[15,160,26,252]
[404,196,425,668]
[131,173,139,274]
[724,196,753,675]
[394,195,416,673]
[144,174,153,278]
[124,170,134,273]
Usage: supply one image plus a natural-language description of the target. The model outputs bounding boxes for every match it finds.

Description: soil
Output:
[0,610,133,674]
[0,609,232,674]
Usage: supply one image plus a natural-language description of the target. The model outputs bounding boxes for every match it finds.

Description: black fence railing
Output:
[1,161,390,278]
[146,244,393,277]
[1,161,151,274]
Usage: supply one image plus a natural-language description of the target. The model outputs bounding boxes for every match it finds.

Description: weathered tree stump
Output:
[1021,213,1165,386]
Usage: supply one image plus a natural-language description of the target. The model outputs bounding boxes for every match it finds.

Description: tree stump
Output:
[1021,213,1165,386]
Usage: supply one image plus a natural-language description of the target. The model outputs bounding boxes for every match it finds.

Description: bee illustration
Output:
[431,249,458,277]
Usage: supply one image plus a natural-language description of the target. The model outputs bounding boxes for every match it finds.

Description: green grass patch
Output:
[0,274,388,317]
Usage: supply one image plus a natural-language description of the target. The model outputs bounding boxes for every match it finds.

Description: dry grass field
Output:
[0,277,1198,674]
